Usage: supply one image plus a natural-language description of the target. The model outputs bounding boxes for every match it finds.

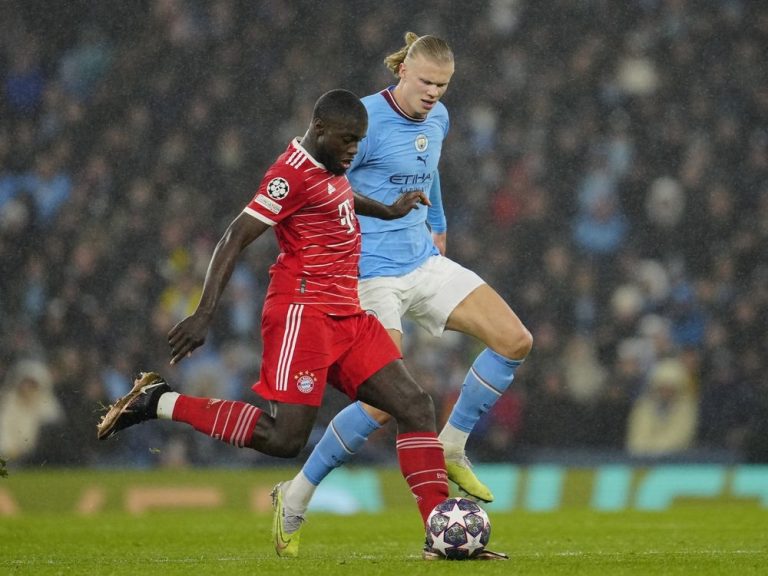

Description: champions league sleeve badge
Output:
[267,177,290,200]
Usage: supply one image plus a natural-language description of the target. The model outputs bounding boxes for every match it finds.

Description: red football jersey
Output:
[243,138,362,315]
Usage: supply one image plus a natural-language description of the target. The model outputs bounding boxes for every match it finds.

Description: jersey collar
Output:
[381,87,426,123]
[292,137,328,170]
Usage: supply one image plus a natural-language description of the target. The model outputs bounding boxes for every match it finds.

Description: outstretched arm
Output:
[168,213,269,364]
[353,190,431,220]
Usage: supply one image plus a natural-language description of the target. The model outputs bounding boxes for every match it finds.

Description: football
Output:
[425,497,491,560]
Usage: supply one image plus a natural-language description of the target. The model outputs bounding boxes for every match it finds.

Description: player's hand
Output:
[168,311,212,365]
[388,190,431,219]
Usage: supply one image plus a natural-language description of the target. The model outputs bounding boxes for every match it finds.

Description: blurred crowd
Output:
[1,0,766,469]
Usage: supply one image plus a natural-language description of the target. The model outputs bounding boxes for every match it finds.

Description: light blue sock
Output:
[448,348,523,433]
[302,401,381,486]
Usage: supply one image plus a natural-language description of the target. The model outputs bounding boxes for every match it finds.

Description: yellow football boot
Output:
[445,455,494,503]
[271,482,305,558]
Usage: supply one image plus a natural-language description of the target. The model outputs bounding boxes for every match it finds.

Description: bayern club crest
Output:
[414,134,428,152]
[294,370,316,394]
[266,177,290,200]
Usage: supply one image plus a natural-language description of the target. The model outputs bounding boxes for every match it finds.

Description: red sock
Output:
[396,432,449,524]
[172,396,262,448]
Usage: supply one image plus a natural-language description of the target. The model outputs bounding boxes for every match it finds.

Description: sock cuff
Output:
[396,431,440,444]
[485,347,524,367]
[353,401,382,432]
[157,391,180,420]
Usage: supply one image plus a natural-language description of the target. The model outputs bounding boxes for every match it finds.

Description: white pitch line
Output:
[519,549,766,558]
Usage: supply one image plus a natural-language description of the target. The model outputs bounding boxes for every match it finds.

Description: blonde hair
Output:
[384,32,454,78]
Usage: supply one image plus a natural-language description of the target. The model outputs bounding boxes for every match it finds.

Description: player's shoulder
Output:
[261,141,318,197]
[360,91,391,124]
[361,90,388,109]
[430,101,449,124]
[271,140,320,178]
[277,139,315,168]
[433,100,449,117]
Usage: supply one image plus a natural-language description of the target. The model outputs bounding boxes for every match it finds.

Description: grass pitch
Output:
[1,469,766,575]
[4,505,767,575]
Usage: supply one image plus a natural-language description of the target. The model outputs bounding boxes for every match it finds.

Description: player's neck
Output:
[298,132,319,160]
[391,85,427,120]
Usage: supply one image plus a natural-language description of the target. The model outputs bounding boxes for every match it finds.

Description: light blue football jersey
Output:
[349,88,449,279]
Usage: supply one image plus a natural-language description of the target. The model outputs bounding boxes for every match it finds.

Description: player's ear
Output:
[312,117,326,136]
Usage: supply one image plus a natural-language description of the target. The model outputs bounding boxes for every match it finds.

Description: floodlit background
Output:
[1,0,767,478]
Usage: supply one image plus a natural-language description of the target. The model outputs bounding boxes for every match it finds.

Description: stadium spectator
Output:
[625,357,699,458]
[0,0,766,467]
[0,359,62,462]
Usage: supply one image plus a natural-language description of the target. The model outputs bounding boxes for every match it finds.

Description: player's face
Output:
[395,54,454,119]
[316,116,368,175]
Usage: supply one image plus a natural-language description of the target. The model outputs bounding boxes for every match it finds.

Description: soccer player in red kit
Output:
[97,89,449,552]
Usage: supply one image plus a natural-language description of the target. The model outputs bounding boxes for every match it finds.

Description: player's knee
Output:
[272,436,306,458]
[259,427,308,458]
[516,325,534,357]
[498,324,533,360]
[394,387,435,430]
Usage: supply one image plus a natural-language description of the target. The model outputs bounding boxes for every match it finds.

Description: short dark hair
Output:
[312,89,366,125]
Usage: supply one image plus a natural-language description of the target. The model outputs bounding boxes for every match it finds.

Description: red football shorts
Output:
[252,303,402,406]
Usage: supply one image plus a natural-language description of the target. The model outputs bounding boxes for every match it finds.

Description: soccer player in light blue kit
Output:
[273,33,532,560]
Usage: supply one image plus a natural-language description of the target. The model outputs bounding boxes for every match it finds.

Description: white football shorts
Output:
[358,255,485,337]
